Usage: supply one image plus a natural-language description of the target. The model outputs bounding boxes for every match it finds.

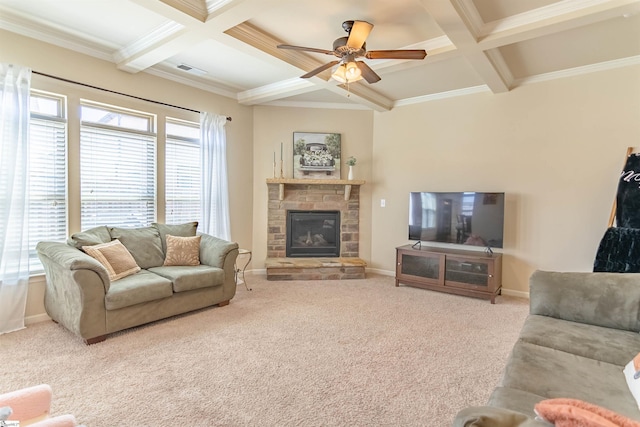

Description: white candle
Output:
[280,143,283,161]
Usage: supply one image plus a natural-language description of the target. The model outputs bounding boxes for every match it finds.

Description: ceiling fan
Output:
[277,20,427,84]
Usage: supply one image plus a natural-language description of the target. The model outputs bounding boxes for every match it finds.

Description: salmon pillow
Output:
[534,398,640,427]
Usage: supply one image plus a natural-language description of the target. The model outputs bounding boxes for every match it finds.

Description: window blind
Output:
[80,102,156,229]
[28,92,67,273]
[166,119,201,225]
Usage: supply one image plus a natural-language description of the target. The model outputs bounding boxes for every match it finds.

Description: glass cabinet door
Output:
[397,250,444,285]
[445,257,493,290]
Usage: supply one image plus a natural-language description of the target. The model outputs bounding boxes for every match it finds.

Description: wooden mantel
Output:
[266,178,366,201]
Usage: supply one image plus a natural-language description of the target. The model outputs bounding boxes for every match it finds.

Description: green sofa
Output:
[36,223,239,345]
[454,270,640,426]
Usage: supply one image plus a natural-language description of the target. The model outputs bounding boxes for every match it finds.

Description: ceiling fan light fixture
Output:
[345,61,361,79]
[331,62,362,84]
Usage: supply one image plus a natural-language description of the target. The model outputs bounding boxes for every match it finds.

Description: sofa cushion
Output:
[83,239,140,281]
[519,315,640,366]
[104,270,173,310]
[108,226,165,269]
[163,235,201,266]
[67,226,111,250]
[147,265,224,293]
[501,341,640,419]
[488,387,546,418]
[152,222,198,252]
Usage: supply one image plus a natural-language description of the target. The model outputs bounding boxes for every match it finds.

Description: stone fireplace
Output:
[265,179,366,280]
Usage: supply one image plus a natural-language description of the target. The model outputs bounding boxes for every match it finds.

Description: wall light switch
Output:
[380,199,386,207]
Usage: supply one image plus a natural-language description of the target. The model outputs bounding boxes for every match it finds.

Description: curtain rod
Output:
[32,70,232,122]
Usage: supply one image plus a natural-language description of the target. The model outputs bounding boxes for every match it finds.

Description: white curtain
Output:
[200,112,231,240]
[0,64,31,334]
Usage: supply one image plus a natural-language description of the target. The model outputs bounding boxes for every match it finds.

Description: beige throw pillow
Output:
[163,235,201,266]
[83,239,141,281]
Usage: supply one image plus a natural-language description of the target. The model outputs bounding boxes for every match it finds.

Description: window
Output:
[461,192,475,216]
[29,91,67,273]
[165,118,201,225]
[421,193,436,228]
[80,101,156,229]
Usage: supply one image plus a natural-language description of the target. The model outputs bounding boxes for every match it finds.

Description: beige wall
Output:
[251,106,374,269]
[1,30,254,320]
[371,66,640,295]
[3,29,640,319]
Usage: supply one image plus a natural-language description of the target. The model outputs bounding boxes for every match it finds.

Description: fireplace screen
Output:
[286,210,340,257]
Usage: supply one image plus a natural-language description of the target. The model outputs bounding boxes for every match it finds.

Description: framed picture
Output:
[293,132,341,180]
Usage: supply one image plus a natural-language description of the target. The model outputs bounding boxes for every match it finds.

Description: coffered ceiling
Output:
[1,0,639,111]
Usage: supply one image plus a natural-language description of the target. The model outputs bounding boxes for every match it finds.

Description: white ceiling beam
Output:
[237,78,318,105]
[478,0,640,50]
[119,0,295,73]
[158,0,208,22]
[224,22,327,75]
[420,0,510,93]
[116,28,204,73]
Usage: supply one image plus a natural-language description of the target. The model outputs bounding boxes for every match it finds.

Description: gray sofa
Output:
[454,270,640,426]
[36,223,238,345]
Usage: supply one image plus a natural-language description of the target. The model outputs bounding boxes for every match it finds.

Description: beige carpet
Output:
[2,274,529,426]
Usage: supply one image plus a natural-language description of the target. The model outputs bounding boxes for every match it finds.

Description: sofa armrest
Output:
[36,242,110,291]
[453,406,549,427]
[36,241,110,340]
[529,270,640,332]
[0,384,52,424]
[198,233,239,269]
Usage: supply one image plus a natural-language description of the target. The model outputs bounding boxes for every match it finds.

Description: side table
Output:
[235,249,252,291]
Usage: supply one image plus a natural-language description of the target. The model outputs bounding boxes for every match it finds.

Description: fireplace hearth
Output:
[287,210,340,257]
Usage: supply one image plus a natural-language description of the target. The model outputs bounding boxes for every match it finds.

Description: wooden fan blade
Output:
[366,50,427,60]
[277,44,335,55]
[301,60,340,79]
[356,61,381,84]
[347,21,373,49]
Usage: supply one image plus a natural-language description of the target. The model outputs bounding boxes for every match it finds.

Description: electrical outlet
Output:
[380,199,386,207]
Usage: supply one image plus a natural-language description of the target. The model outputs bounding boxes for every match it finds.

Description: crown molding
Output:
[144,66,238,99]
[394,85,490,107]
[452,0,484,38]
[0,7,115,62]
[514,55,640,86]
[478,0,636,37]
[263,100,369,110]
[484,48,514,89]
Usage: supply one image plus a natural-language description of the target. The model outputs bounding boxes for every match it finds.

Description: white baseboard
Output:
[25,313,51,325]
[365,268,394,277]
[501,289,530,299]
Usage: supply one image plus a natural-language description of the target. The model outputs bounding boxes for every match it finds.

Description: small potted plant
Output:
[346,156,356,180]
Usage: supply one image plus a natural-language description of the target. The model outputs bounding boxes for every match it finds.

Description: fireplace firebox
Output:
[286,210,340,257]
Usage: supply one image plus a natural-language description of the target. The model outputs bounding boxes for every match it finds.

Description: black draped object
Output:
[593,153,640,272]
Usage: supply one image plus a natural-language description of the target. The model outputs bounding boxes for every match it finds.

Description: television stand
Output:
[395,244,502,303]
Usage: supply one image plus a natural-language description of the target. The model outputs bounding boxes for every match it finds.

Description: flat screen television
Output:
[408,192,505,250]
